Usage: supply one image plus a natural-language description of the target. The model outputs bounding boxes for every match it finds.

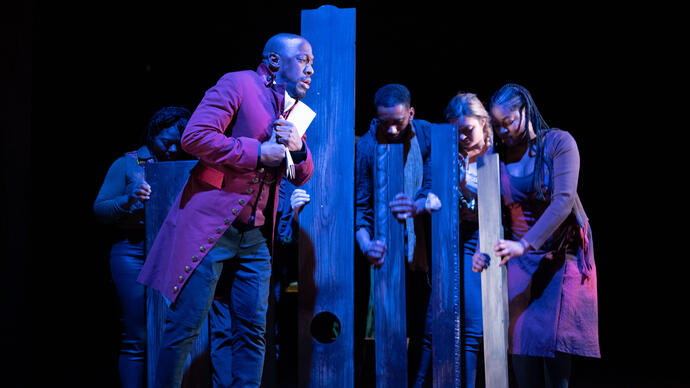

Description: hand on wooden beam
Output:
[472,238,533,272]
[389,193,429,222]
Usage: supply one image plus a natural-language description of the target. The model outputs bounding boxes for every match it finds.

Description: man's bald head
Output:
[262,33,306,60]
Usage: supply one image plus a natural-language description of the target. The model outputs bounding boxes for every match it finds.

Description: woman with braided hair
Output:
[473,83,600,388]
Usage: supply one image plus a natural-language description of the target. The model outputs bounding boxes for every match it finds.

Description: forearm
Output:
[356,227,372,254]
[93,194,132,223]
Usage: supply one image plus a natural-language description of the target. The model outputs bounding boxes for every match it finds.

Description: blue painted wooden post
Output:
[373,144,407,387]
[144,161,211,388]
[477,153,509,388]
[299,5,356,388]
[430,124,462,388]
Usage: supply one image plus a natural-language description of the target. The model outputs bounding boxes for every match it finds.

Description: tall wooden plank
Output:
[299,6,356,388]
[144,160,211,388]
[373,144,407,387]
[430,124,462,388]
[477,153,509,388]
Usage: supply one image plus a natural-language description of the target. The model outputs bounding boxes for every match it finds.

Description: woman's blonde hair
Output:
[444,92,493,150]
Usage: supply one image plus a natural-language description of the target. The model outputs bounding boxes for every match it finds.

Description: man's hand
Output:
[273,117,303,151]
[364,239,386,268]
[389,193,425,222]
[260,132,286,167]
[356,228,386,268]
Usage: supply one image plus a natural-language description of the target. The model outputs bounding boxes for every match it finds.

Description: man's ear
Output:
[409,106,415,120]
[267,52,281,72]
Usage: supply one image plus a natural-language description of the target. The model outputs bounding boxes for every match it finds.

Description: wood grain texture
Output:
[144,161,210,388]
[430,123,462,388]
[373,143,407,387]
[477,153,509,388]
[298,6,356,388]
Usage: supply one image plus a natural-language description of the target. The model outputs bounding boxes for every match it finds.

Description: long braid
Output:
[491,84,551,200]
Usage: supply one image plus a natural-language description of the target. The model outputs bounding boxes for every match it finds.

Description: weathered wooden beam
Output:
[298,6,356,388]
[477,153,509,388]
[373,143,407,387]
[430,123,462,388]
[144,160,209,388]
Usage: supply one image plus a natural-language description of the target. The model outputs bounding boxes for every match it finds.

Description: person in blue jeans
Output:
[93,106,191,388]
[444,92,493,387]
[395,92,493,387]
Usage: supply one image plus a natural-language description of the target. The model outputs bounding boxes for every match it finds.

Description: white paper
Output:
[284,101,315,178]
[285,101,316,137]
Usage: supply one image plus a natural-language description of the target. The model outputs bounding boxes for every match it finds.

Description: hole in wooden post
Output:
[310,312,341,344]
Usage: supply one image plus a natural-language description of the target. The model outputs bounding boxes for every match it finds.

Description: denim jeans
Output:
[110,239,146,388]
[413,225,483,388]
[154,226,272,388]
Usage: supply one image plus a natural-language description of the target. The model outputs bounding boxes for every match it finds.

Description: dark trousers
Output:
[154,226,272,388]
[511,352,572,388]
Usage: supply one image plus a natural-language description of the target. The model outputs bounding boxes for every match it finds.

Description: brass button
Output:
[178,275,184,283]
[239,199,246,205]
[185,266,191,273]
[224,218,231,225]
[208,237,215,243]
[246,188,254,194]
[200,246,206,253]
[173,286,179,293]
[192,256,199,262]
[252,177,259,184]
[232,209,239,215]
[216,227,223,233]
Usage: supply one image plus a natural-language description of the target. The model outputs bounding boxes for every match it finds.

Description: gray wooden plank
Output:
[477,153,509,388]
[430,123,462,388]
[373,143,407,387]
[298,5,356,388]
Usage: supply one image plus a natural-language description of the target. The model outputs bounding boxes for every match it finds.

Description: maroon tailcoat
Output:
[138,63,313,302]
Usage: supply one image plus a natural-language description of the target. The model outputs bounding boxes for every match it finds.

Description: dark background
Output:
[3,1,685,387]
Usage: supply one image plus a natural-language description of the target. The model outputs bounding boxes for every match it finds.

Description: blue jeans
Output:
[413,225,483,388]
[154,226,272,388]
[110,239,146,388]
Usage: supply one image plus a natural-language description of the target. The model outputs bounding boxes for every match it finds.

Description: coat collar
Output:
[257,62,277,87]
[135,145,155,163]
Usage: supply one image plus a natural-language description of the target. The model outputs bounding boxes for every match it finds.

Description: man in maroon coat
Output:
[138,33,315,388]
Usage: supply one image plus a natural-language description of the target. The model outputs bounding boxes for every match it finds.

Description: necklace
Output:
[457,152,476,211]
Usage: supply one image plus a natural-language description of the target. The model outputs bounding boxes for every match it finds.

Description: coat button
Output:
[192,256,199,262]
[246,188,254,194]
[252,177,259,184]
[239,199,246,205]
[185,266,191,273]
[232,209,239,215]
[178,275,184,283]
[173,286,179,293]
[216,227,223,233]
[208,237,215,243]
[224,218,231,225]
[200,246,206,253]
